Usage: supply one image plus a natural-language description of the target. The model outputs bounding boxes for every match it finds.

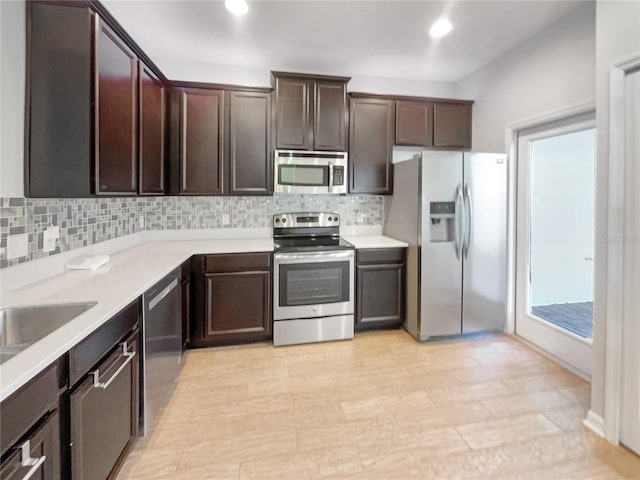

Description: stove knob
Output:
[275,218,280,223]
[282,218,287,224]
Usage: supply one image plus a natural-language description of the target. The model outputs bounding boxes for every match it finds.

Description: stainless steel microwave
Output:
[274,150,348,194]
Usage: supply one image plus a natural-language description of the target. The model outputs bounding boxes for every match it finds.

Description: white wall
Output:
[454,3,596,153]
[0,0,26,197]
[530,129,595,306]
[590,0,640,422]
[160,60,457,98]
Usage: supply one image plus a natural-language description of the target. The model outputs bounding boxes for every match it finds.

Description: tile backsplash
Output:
[0,195,384,268]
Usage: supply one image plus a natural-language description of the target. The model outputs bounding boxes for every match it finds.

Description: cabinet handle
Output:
[19,440,47,480]
[91,341,136,389]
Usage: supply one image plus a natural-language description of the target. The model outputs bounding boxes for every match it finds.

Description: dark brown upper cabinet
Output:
[395,100,434,147]
[96,21,138,194]
[227,91,272,195]
[273,72,349,151]
[433,102,473,148]
[177,88,225,195]
[26,2,167,198]
[348,95,395,194]
[169,85,273,196]
[139,63,166,194]
[395,99,472,149]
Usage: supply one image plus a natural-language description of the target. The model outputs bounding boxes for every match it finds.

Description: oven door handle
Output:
[274,250,354,262]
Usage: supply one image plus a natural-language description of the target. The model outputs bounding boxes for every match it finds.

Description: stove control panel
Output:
[273,212,340,228]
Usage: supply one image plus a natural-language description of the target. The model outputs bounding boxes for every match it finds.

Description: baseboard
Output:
[583,410,605,438]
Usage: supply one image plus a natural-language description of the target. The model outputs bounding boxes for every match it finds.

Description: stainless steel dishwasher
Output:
[140,267,183,436]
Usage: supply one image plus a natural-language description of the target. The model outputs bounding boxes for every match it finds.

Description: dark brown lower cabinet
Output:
[69,331,139,480]
[181,259,192,350]
[0,410,60,480]
[192,253,272,347]
[356,248,406,331]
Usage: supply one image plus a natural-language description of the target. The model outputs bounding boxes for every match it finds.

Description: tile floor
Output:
[117,329,640,479]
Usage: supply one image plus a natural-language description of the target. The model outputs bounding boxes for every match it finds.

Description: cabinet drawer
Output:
[0,363,59,456]
[356,248,405,265]
[203,253,271,273]
[69,300,139,386]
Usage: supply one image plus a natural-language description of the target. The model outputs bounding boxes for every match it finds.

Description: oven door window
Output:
[278,165,329,187]
[279,261,350,306]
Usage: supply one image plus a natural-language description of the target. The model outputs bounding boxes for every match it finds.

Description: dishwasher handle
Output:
[147,278,178,311]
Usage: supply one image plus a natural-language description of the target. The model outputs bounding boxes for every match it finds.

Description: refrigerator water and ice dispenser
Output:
[429,201,456,242]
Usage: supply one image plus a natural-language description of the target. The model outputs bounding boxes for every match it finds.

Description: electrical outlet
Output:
[222,214,230,225]
[7,234,28,260]
[43,226,59,253]
[139,216,145,229]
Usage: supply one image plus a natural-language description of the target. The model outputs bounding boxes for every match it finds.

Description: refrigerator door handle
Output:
[463,183,472,259]
[455,183,464,260]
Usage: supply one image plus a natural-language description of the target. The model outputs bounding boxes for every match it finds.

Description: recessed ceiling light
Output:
[430,18,452,38]
[225,0,248,16]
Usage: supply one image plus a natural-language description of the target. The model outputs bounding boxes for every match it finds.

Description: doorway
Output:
[515,117,596,378]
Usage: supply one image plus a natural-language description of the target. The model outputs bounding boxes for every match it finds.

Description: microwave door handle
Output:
[328,164,334,188]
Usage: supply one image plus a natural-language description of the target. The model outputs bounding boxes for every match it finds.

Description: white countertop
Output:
[344,235,409,249]
[0,238,272,401]
[0,231,406,401]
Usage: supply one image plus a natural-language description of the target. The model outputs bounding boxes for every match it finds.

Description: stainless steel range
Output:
[272,212,355,347]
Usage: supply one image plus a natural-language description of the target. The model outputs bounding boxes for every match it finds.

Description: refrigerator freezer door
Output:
[421,151,464,338]
[462,153,507,333]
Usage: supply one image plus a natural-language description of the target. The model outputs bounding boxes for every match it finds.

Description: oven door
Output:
[273,250,354,320]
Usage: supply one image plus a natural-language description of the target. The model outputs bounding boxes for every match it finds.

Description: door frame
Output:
[514,119,595,379]
[504,101,595,339]
[602,53,640,445]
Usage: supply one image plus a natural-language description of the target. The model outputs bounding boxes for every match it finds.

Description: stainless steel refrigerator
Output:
[384,151,507,340]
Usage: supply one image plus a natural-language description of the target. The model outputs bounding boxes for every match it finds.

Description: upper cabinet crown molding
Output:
[272,71,349,152]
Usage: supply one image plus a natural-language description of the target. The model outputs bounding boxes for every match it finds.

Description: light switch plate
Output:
[222,214,230,225]
[7,234,28,260]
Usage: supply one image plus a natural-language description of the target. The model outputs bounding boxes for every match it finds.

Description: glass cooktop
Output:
[273,236,354,253]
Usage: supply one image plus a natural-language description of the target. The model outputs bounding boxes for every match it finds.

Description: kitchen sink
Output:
[0,302,97,364]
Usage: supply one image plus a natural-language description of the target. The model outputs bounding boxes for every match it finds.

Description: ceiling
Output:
[102,0,588,84]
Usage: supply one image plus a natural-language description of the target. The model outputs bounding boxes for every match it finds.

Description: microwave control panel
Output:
[332,166,345,186]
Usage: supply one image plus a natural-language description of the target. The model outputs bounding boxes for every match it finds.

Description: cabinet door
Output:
[395,100,434,147]
[70,334,138,480]
[27,3,94,198]
[433,103,472,148]
[228,91,272,195]
[139,62,166,194]
[349,97,395,194]
[179,88,225,195]
[204,270,272,344]
[95,20,138,195]
[314,80,348,151]
[0,411,60,480]
[275,77,311,150]
[356,263,404,331]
